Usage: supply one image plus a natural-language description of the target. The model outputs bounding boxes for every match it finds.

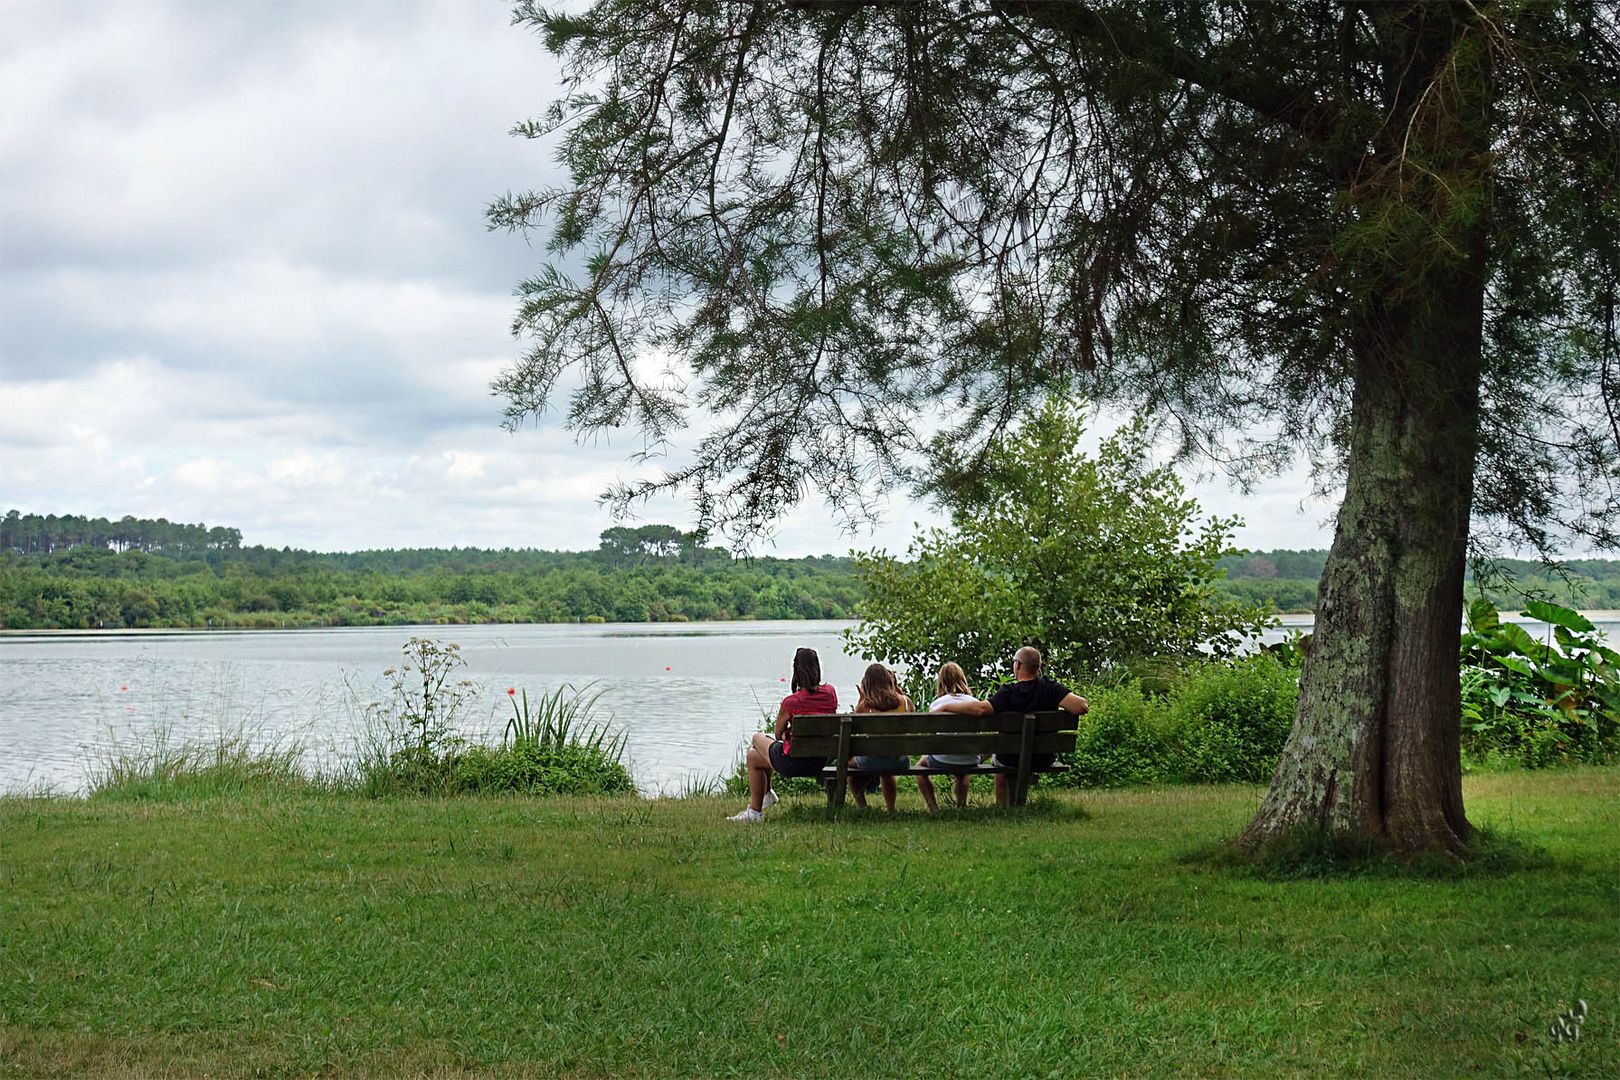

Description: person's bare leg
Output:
[744,745,770,812]
[994,773,1010,807]
[848,760,868,808]
[953,773,970,808]
[749,732,777,803]
[916,772,940,813]
[880,774,898,812]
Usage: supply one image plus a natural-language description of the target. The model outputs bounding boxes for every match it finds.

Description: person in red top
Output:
[728,647,838,822]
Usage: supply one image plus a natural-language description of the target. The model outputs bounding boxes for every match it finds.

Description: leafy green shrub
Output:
[360,739,466,797]
[1059,684,1173,788]
[1162,655,1298,783]
[453,741,634,796]
[845,401,1276,689]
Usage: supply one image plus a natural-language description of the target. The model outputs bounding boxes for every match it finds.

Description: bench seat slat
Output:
[789,732,1078,758]
[819,762,1070,778]
[788,710,1075,737]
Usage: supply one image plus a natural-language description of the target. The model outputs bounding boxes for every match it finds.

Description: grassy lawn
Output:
[1,770,1615,1078]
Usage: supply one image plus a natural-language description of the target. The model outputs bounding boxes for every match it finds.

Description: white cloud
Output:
[0,0,1338,558]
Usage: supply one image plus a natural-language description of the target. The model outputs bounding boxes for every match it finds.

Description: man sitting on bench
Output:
[936,645,1088,806]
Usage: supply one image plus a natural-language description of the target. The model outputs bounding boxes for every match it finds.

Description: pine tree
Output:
[491,1,1620,853]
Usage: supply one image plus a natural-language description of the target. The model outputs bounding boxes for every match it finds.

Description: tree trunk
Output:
[1242,276,1485,854]
[1241,1,1493,856]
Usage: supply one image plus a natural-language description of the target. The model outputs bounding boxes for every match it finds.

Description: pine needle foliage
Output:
[491,0,1620,554]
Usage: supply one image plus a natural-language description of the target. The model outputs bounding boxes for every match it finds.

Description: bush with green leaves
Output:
[1161,654,1300,783]
[1460,599,1620,768]
[1053,655,1299,789]
[452,740,634,796]
[845,399,1275,690]
[1062,684,1174,788]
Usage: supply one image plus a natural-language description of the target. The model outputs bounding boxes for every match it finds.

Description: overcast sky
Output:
[1,0,1337,556]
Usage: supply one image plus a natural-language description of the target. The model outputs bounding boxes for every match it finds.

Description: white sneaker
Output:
[726,806,764,822]
[762,789,779,810]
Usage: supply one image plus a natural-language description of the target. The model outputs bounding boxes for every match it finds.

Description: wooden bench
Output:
[786,710,1079,808]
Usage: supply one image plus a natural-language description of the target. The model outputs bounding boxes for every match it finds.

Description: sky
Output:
[0,0,1338,557]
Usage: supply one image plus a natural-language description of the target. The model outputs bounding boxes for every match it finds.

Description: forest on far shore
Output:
[2,509,1619,630]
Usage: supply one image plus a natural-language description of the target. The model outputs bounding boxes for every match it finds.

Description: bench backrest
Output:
[786,710,1078,759]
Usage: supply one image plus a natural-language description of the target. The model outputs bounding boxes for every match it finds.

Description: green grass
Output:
[2,771,1615,1078]
[87,726,318,802]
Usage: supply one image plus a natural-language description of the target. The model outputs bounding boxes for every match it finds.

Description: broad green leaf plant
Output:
[1460,599,1620,767]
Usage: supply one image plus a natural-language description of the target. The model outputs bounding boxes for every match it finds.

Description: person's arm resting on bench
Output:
[936,698,993,715]
[935,692,1089,715]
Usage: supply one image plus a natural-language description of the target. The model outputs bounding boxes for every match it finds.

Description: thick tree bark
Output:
[1240,1,1493,856]
[1242,270,1486,854]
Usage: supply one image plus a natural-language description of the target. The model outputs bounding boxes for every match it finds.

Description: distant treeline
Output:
[4,511,1618,630]
[0,515,858,629]
[1,510,241,556]
[1216,549,1620,612]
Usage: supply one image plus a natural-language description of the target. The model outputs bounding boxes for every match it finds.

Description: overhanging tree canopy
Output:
[491,0,1620,852]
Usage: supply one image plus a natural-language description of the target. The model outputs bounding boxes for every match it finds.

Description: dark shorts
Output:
[992,753,1057,771]
[769,740,829,778]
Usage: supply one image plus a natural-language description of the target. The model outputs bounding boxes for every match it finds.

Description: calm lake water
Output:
[3,612,1615,796]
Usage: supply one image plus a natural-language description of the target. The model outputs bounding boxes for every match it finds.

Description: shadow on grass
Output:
[769,792,1090,825]
[1178,824,1551,881]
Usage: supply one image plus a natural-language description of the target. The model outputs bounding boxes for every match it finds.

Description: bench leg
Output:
[1014,713,1036,806]
[832,717,851,811]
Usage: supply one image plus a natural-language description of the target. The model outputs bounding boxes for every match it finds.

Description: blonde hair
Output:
[936,662,971,698]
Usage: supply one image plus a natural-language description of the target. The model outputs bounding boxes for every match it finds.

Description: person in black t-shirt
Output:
[936,645,1088,805]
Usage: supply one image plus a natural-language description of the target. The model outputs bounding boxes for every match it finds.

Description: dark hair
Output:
[791,647,822,693]
[858,663,906,712]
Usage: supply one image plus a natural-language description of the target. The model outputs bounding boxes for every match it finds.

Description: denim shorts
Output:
[850,755,911,774]
[921,754,981,771]
[850,754,910,794]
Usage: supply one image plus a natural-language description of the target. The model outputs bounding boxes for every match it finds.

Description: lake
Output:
[3,612,1615,795]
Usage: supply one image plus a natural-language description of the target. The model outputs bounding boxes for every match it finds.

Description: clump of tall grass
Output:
[351,642,635,797]
[504,682,626,759]
[89,723,312,801]
[449,682,634,796]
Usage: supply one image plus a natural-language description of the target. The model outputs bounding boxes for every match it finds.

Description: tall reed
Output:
[504,682,627,762]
